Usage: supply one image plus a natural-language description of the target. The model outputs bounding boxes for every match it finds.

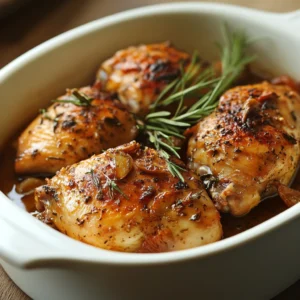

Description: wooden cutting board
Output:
[0,0,299,299]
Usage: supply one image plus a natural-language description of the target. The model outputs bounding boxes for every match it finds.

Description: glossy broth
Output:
[0,69,297,239]
[0,137,297,239]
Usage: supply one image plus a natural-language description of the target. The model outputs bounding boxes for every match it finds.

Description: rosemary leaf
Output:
[156,139,181,158]
[167,160,186,182]
[153,118,190,127]
[146,111,171,120]
[151,79,180,110]
[52,90,93,107]
[160,77,218,107]
[144,125,185,138]
[109,181,129,200]
[39,108,53,121]
[140,25,255,181]
[86,169,101,189]
[102,173,128,200]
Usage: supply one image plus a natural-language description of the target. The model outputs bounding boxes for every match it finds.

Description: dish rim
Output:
[0,2,300,268]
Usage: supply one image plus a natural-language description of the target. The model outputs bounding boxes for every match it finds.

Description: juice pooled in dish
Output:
[1,30,300,253]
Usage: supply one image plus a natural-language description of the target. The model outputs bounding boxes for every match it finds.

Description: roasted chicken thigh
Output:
[15,88,137,175]
[97,42,192,116]
[187,82,300,216]
[35,141,222,252]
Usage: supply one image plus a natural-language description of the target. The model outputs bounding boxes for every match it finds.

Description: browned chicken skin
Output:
[97,42,191,117]
[35,141,222,252]
[15,87,137,175]
[187,82,300,216]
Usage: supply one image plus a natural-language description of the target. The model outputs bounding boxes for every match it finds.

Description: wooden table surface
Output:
[0,0,300,299]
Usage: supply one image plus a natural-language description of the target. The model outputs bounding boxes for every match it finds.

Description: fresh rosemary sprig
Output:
[86,169,128,200]
[39,108,60,132]
[102,172,129,200]
[146,129,186,182]
[39,108,52,120]
[86,169,101,189]
[142,27,255,181]
[52,90,93,106]
[150,52,217,111]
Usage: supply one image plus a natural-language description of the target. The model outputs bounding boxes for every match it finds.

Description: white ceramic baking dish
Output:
[0,3,300,299]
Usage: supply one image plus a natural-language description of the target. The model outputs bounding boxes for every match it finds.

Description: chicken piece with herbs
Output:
[187,82,300,216]
[35,141,222,253]
[15,88,137,175]
[96,42,197,117]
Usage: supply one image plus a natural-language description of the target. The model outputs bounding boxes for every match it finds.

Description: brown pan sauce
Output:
[0,136,297,239]
[0,71,299,240]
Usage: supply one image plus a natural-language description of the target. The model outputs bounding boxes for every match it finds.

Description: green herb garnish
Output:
[141,26,255,181]
[86,169,101,189]
[52,90,93,107]
[86,169,128,200]
[102,173,128,200]
[39,108,60,132]
[39,108,52,120]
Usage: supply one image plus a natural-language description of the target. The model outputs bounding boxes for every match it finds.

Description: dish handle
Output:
[282,10,300,31]
[0,192,74,269]
[0,215,62,268]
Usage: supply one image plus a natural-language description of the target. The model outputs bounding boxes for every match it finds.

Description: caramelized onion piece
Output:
[278,184,300,208]
[108,152,133,180]
[135,152,168,174]
[35,199,45,212]
[16,178,46,194]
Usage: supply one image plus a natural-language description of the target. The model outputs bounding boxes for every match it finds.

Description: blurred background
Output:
[0,0,299,299]
[0,0,299,69]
